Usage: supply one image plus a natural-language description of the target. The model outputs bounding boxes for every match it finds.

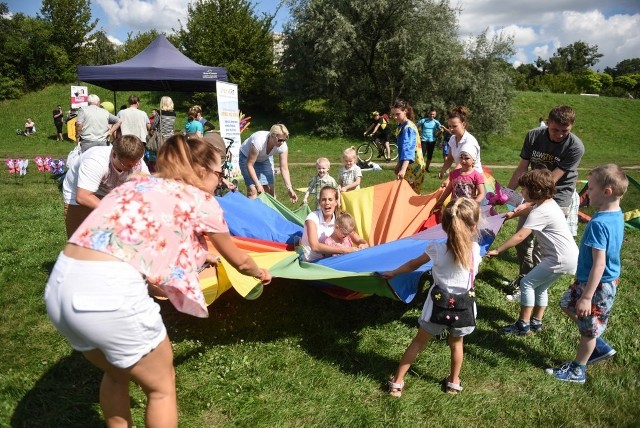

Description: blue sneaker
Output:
[545,361,586,384]
[502,319,531,335]
[587,337,616,365]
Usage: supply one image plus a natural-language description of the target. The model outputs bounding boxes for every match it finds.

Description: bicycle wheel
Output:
[356,143,374,162]
[389,144,399,161]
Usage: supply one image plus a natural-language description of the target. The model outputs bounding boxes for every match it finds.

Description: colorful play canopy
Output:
[200,180,506,308]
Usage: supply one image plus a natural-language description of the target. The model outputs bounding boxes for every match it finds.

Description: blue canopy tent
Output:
[77,35,228,92]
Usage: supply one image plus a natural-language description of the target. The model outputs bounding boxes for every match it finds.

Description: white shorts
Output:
[45,252,167,368]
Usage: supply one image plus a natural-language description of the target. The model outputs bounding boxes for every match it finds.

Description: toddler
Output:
[303,157,338,207]
[434,147,485,210]
[324,212,358,253]
[338,147,362,192]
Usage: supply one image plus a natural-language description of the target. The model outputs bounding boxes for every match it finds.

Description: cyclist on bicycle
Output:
[364,111,392,161]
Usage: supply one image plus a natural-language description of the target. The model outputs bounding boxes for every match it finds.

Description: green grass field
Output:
[1,88,640,427]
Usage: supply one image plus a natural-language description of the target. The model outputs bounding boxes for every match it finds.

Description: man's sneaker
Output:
[530,317,543,333]
[503,319,531,335]
[545,361,586,384]
[377,152,384,158]
[587,337,616,365]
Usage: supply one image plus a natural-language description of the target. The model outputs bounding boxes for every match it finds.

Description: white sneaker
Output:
[506,288,521,302]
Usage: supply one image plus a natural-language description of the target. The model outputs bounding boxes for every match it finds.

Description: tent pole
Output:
[113,92,117,111]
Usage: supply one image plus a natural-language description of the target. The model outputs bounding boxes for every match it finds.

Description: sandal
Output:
[388,380,404,398]
[441,376,463,395]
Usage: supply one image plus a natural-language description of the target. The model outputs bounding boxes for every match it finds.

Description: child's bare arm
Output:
[486,227,533,257]
[350,231,368,249]
[575,248,607,317]
[381,253,431,279]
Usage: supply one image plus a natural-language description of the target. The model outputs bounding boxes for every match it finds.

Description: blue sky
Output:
[5,0,640,69]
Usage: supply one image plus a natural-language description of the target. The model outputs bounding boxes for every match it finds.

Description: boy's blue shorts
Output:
[560,279,618,338]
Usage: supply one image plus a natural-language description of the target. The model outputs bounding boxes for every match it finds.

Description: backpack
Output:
[380,113,390,129]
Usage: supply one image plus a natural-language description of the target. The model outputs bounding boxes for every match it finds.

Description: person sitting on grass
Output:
[382,198,482,396]
[300,186,368,262]
[487,168,578,335]
[24,118,35,135]
[546,164,628,383]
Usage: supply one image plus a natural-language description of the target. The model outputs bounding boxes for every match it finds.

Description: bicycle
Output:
[356,134,398,163]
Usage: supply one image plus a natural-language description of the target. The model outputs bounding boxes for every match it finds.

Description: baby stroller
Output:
[214,137,239,197]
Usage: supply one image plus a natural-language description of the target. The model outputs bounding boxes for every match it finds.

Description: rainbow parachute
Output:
[200,179,506,306]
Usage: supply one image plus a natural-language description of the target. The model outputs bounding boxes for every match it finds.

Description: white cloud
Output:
[456,1,640,68]
[96,0,189,38]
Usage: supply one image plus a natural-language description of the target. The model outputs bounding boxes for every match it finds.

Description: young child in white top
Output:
[487,168,579,335]
[338,147,362,192]
[382,198,482,396]
[303,157,338,208]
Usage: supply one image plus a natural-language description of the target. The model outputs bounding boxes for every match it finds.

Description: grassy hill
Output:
[1,86,639,169]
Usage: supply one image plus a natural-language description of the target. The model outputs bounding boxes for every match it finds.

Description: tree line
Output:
[1,0,638,139]
[513,41,640,98]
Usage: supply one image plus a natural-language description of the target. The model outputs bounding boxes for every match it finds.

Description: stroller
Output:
[214,137,239,197]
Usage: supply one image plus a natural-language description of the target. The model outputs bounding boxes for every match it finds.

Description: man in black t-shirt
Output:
[506,105,585,287]
[53,105,64,141]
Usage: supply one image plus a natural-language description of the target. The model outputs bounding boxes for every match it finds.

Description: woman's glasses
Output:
[277,138,288,143]
[212,169,225,180]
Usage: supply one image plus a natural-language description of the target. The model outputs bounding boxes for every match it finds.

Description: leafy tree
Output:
[598,73,613,90]
[177,0,277,108]
[0,3,74,98]
[85,30,117,65]
[40,0,97,63]
[533,72,578,94]
[513,63,541,90]
[614,75,637,92]
[575,69,602,94]
[536,41,603,74]
[604,58,640,77]
[282,0,513,137]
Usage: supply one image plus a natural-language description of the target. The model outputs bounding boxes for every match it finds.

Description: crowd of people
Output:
[45,92,630,425]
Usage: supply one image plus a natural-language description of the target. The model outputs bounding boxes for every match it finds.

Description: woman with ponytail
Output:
[45,135,271,427]
[390,98,427,194]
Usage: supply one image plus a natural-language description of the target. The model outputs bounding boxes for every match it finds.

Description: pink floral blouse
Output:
[69,175,228,318]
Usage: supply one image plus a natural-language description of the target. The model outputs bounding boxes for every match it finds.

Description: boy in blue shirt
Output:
[546,164,628,383]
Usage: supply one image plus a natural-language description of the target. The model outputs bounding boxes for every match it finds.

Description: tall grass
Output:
[1,88,640,427]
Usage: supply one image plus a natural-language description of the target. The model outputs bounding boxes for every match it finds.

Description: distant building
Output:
[272,32,285,64]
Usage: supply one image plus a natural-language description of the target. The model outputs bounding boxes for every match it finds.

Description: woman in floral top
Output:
[45,135,271,427]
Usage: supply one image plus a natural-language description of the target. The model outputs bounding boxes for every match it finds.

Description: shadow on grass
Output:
[11,353,104,427]
[164,278,418,382]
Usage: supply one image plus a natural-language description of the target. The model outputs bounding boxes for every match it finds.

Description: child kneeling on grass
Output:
[546,164,628,383]
[382,198,481,396]
[487,168,578,335]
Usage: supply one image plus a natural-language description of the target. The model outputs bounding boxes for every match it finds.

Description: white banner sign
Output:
[70,86,88,109]
[216,81,241,178]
